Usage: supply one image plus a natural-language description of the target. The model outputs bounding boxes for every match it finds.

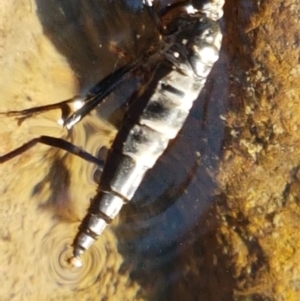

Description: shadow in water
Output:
[35,0,157,91]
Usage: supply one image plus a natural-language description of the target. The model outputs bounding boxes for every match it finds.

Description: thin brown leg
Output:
[0,135,103,167]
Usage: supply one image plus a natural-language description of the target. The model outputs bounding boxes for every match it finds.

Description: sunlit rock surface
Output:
[173,1,300,301]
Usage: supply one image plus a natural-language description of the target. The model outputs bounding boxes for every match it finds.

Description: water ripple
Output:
[41,223,106,290]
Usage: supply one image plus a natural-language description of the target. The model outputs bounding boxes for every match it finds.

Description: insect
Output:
[0,0,223,267]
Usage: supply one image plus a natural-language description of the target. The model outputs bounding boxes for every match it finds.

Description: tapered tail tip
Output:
[68,256,82,268]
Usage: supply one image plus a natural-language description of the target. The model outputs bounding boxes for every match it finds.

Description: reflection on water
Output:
[1,0,299,300]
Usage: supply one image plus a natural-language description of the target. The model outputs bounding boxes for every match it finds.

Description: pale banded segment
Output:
[161,73,205,103]
[141,94,190,131]
[76,233,95,251]
[123,124,169,167]
[110,155,148,199]
[96,193,124,219]
[140,108,190,139]
[87,215,107,235]
[140,73,201,139]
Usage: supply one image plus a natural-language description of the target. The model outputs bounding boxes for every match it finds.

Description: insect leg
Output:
[0,97,78,125]
[0,61,138,128]
[63,61,139,129]
[0,135,104,167]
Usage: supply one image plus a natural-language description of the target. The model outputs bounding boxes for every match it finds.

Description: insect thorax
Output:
[163,11,222,79]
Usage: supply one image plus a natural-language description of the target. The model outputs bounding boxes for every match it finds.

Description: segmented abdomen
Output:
[72,14,222,258]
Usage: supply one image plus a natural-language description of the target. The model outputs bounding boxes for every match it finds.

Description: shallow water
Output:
[0,1,300,301]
